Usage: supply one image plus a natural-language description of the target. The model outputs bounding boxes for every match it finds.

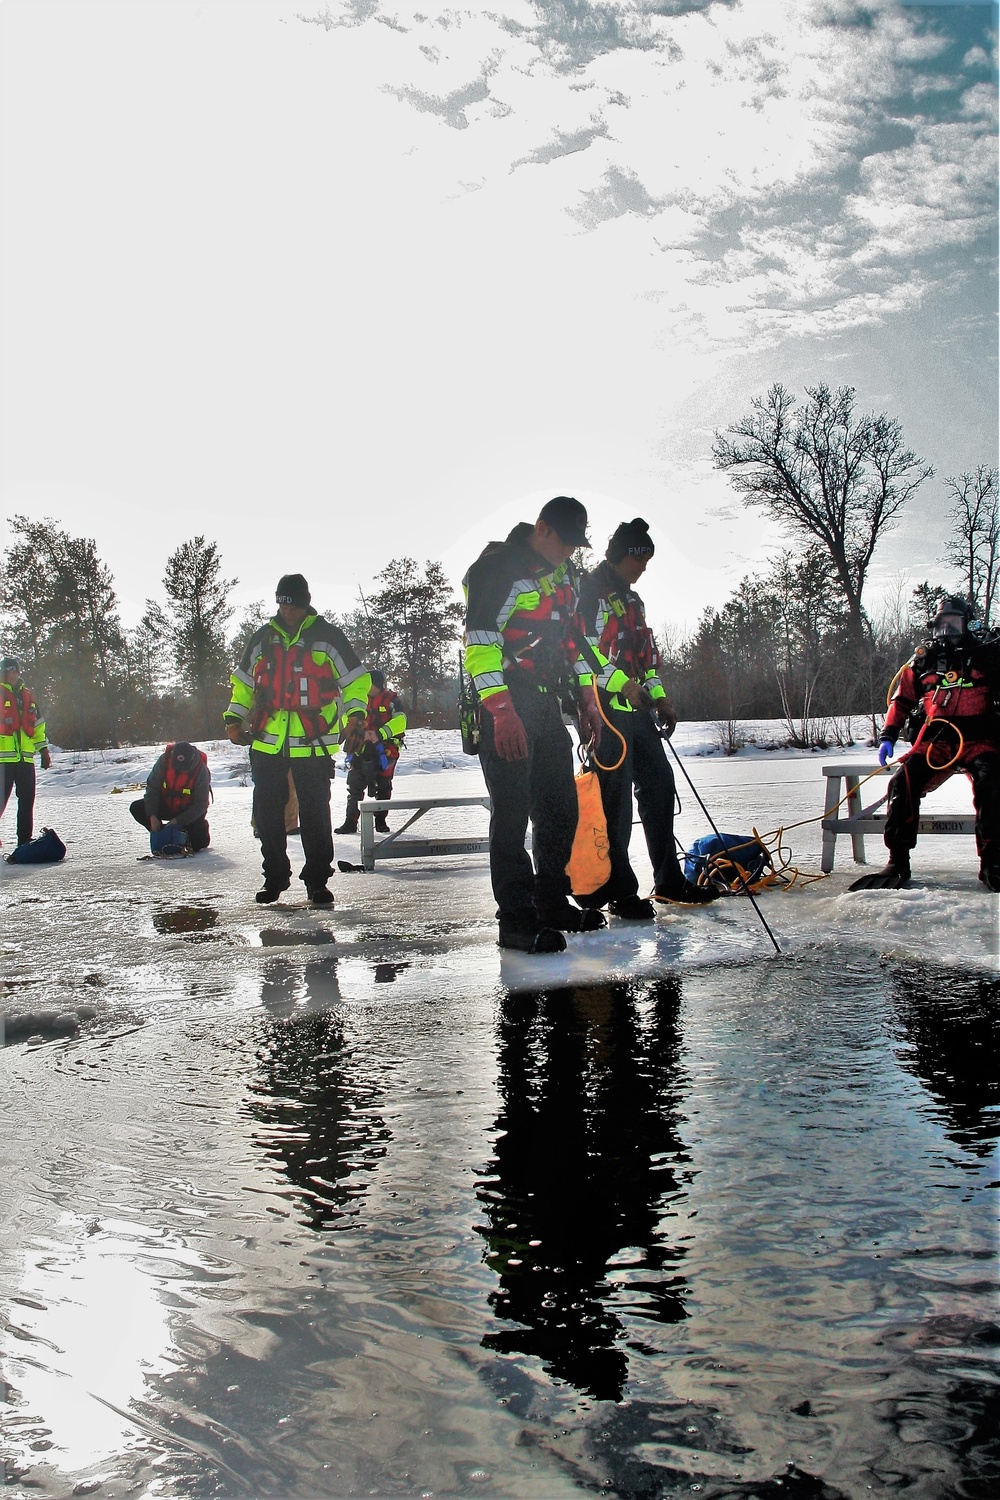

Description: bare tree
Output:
[944,466,999,627]
[713,384,933,650]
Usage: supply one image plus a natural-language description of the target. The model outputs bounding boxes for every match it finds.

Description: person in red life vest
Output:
[578,519,719,917]
[335,670,407,835]
[224,573,370,905]
[129,742,212,853]
[850,595,1000,892]
[464,496,618,954]
[0,656,50,849]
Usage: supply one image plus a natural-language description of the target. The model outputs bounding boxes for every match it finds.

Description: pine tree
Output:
[162,538,236,739]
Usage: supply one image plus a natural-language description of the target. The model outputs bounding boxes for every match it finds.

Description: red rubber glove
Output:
[482,693,528,761]
[578,684,603,747]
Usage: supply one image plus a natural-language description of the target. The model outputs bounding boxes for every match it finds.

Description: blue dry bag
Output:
[684,832,771,891]
[150,824,189,855]
[6,828,66,864]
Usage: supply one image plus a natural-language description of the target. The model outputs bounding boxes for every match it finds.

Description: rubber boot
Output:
[849,848,912,891]
[653,879,720,906]
[335,797,360,836]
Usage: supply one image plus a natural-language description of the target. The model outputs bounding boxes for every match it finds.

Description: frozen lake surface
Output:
[2,729,997,1497]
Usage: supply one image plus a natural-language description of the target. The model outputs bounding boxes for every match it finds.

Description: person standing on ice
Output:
[850,595,1000,892]
[224,574,370,906]
[0,656,50,849]
[577,519,719,918]
[335,671,407,836]
[129,742,212,853]
[463,496,616,954]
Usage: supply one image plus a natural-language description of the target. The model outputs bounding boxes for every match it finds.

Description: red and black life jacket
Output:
[252,635,339,730]
[366,687,399,734]
[160,742,208,818]
[885,640,1000,738]
[1,684,37,742]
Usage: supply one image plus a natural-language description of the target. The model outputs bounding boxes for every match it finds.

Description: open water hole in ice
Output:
[1,953,997,1499]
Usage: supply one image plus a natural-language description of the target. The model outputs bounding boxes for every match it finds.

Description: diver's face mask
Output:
[933,612,965,640]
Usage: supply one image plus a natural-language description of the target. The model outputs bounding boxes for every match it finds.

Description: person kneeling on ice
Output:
[850,595,1000,892]
[224,573,369,906]
[130,742,212,854]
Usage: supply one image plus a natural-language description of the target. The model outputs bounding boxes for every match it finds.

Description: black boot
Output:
[979,863,1000,893]
[608,895,657,921]
[374,813,390,834]
[537,904,607,933]
[256,885,285,905]
[335,802,359,835]
[498,921,566,954]
[654,879,720,905]
[849,850,911,891]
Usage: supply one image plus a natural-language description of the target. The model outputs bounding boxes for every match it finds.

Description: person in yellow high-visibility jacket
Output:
[224,574,370,905]
[0,657,50,849]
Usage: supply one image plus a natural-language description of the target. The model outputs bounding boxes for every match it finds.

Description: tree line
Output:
[0,527,465,749]
[1,384,995,750]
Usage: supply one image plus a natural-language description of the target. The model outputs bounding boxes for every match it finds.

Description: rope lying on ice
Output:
[684,718,965,894]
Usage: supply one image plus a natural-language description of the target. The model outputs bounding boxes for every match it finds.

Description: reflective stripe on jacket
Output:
[463,523,624,701]
[224,614,370,757]
[0,679,46,763]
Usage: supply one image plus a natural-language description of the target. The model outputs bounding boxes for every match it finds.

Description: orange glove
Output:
[225,720,249,745]
[482,693,528,762]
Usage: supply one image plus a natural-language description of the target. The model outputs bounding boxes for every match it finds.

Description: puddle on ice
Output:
[152,905,221,937]
[1,955,996,1499]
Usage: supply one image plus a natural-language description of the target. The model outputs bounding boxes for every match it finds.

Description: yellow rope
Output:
[696,719,966,894]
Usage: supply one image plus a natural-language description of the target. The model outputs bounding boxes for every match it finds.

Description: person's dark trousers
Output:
[346,750,394,808]
[885,747,1000,862]
[577,704,637,907]
[631,709,685,894]
[1,760,36,845]
[477,686,578,926]
[251,751,334,892]
[129,799,211,851]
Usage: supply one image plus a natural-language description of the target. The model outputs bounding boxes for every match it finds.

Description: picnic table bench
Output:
[820,762,976,873]
[359,795,491,872]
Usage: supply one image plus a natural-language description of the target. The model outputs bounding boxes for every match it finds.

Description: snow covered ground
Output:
[2,721,995,1035]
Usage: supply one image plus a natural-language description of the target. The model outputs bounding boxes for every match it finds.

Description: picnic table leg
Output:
[846,774,866,866]
[821,773,841,873]
[360,805,376,871]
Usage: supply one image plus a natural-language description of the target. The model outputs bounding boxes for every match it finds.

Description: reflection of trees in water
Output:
[245,961,390,1231]
[477,977,691,1402]
[890,966,1000,1158]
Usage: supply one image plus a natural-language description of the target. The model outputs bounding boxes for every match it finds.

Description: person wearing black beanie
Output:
[578,520,719,915]
[223,574,371,905]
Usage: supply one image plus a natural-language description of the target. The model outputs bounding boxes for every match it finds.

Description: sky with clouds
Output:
[1,0,996,637]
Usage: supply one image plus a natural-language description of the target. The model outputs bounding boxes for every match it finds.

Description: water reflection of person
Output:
[890,966,1000,1158]
[247,960,389,1231]
[477,978,691,1402]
